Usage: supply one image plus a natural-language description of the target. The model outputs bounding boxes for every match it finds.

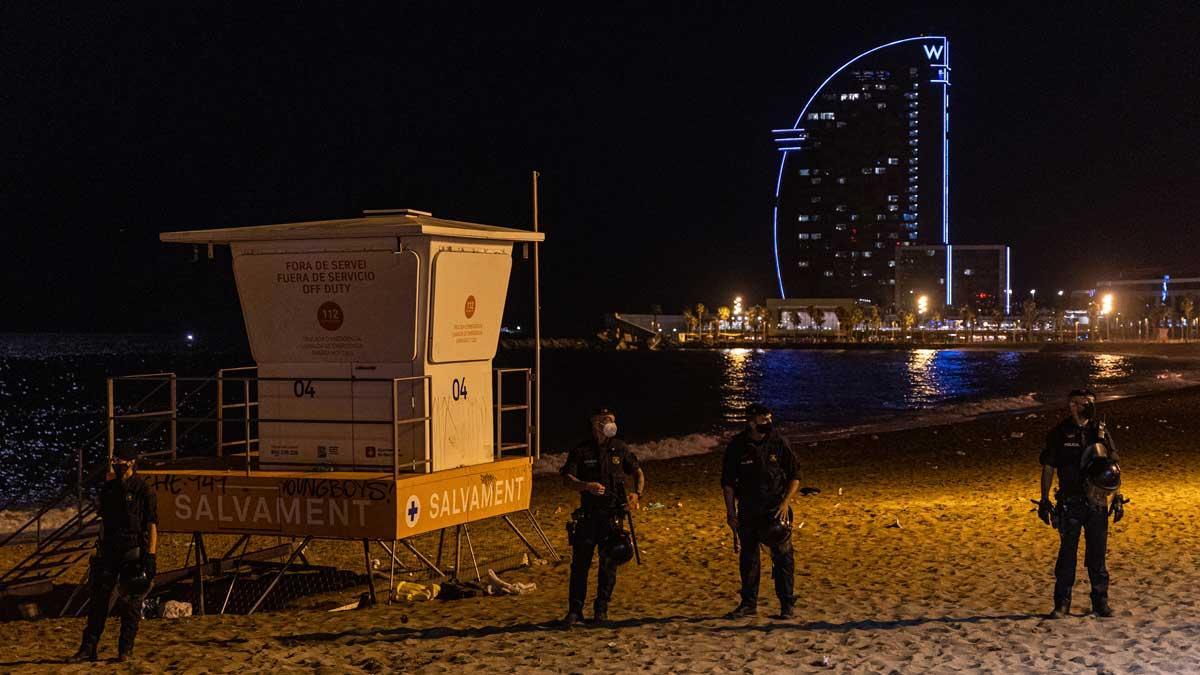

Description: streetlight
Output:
[917,295,929,315]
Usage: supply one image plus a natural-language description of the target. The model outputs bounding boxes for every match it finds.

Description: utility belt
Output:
[566,508,624,547]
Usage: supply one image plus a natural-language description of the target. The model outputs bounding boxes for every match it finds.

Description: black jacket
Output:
[1040,416,1119,498]
[561,438,640,512]
[97,475,158,553]
[721,429,799,516]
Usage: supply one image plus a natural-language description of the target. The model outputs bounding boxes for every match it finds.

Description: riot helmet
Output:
[1085,456,1122,493]
[601,531,635,567]
[757,516,792,546]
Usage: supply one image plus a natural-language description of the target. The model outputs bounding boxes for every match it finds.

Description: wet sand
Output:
[2,387,1199,673]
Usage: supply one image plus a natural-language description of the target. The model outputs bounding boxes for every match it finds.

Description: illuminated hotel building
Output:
[773,36,951,307]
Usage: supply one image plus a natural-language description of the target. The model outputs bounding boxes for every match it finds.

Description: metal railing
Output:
[108,372,434,479]
[494,368,533,460]
[216,366,258,460]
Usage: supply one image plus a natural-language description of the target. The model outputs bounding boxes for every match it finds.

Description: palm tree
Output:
[807,304,825,338]
[848,305,865,342]
[1179,296,1195,342]
[682,308,697,339]
[1023,299,1038,342]
[748,305,767,340]
[962,305,978,343]
[868,305,882,341]
[901,311,916,336]
[832,306,850,341]
[694,303,707,342]
[650,303,663,334]
[1087,300,1100,341]
[716,306,731,341]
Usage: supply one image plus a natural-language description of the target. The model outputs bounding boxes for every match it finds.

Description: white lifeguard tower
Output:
[0,208,559,615]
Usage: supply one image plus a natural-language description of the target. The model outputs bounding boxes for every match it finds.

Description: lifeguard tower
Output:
[0,208,558,615]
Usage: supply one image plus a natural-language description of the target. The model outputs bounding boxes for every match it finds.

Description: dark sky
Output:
[3,2,1198,336]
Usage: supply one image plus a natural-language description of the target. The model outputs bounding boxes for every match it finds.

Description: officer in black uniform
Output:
[1038,388,1123,619]
[70,446,158,663]
[721,403,800,619]
[559,407,645,627]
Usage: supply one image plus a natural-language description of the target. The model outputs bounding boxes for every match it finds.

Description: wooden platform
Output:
[140,457,532,540]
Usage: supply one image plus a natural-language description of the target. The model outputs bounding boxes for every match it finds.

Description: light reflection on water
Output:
[1,334,1194,506]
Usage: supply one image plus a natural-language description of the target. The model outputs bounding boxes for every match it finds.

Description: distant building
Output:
[766,297,859,337]
[604,313,688,343]
[895,244,1010,314]
[773,36,951,306]
[1081,271,1200,313]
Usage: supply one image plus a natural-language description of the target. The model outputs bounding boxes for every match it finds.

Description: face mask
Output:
[755,422,773,435]
[602,422,618,438]
[1081,402,1096,420]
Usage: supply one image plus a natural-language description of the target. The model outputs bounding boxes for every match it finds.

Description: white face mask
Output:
[602,422,618,438]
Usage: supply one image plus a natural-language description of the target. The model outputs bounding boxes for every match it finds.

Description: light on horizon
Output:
[1100,294,1114,315]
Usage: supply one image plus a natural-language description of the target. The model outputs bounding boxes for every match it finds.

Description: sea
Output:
[2,333,1197,509]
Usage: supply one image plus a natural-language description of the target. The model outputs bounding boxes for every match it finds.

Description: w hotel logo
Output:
[923,44,944,60]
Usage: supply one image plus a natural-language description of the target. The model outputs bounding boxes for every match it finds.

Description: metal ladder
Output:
[0,502,100,600]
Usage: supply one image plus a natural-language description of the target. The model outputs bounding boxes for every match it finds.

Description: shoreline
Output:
[2,383,1200,671]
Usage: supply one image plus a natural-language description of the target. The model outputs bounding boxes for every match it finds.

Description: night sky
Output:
[3,3,1197,336]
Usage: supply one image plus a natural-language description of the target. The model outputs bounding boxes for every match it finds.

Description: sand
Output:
[2,387,1200,673]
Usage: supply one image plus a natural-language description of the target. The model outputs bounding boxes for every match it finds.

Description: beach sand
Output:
[2,387,1199,673]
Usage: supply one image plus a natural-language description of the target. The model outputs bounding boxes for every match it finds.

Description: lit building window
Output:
[798,169,810,175]
[798,233,810,239]
[888,158,899,165]
[836,177,846,184]
[811,196,822,203]
[824,270,835,277]
[819,112,836,120]
[862,251,872,258]
[925,249,937,256]
[888,260,896,267]
[876,103,887,110]
[874,168,887,174]
[963,268,973,276]
[798,261,810,268]
[811,177,822,184]
[798,215,812,222]
[887,195,899,202]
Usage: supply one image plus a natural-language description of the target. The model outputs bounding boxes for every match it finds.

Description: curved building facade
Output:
[773,36,950,307]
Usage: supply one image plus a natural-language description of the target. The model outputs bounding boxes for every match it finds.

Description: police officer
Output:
[1038,388,1123,619]
[71,447,158,662]
[721,403,800,619]
[559,407,645,627]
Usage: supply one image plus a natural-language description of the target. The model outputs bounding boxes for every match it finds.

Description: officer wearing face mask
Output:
[559,407,645,627]
[70,447,158,663]
[721,403,799,620]
[1038,388,1123,619]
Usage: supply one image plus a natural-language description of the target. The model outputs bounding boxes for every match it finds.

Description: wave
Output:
[533,432,724,476]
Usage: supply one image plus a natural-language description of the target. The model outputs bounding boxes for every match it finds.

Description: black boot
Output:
[777,602,795,620]
[1092,599,1114,618]
[589,603,609,625]
[1048,600,1071,619]
[560,611,583,629]
[68,644,98,663]
[725,603,757,619]
[118,642,134,662]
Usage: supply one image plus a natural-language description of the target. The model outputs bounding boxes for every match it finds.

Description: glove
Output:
[1110,497,1125,523]
[1037,498,1054,526]
[142,553,157,579]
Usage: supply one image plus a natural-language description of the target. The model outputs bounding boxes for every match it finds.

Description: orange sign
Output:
[141,458,532,540]
[465,295,477,318]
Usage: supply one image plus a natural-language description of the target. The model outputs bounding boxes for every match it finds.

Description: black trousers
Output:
[737,511,795,609]
[567,513,621,615]
[80,552,145,652]
[1054,499,1109,608]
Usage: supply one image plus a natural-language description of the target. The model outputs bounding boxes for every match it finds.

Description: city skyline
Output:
[2,5,1197,335]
